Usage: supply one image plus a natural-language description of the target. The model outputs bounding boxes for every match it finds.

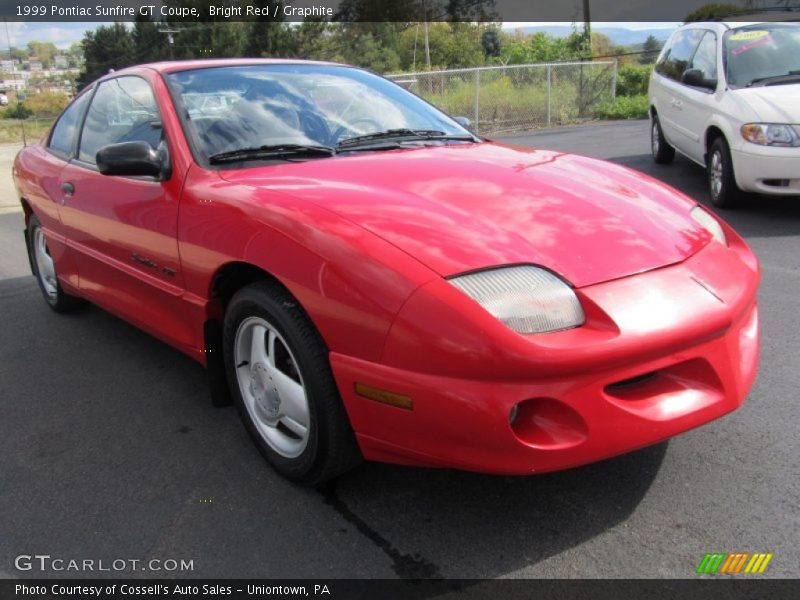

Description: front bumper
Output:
[732,144,800,195]
[331,236,760,475]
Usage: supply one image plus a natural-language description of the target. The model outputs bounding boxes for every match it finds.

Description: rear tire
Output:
[223,280,361,485]
[651,115,675,165]
[26,214,84,313]
[707,137,742,209]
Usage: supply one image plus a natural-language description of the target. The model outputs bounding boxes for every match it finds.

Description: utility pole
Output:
[579,0,592,118]
[582,0,592,58]
[422,0,431,70]
[158,28,179,60]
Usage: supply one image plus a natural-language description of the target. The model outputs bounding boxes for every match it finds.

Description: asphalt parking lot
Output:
[1,120,798,580]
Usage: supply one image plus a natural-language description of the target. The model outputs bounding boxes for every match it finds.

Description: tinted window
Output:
[655,29,705,81]
[79,77,162,164]
[690,31,718,82]
[48,91,91,156]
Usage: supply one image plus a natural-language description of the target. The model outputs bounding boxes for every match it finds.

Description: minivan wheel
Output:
[708,137,742,209]
[651,115,675,164]
[223,280,361,484]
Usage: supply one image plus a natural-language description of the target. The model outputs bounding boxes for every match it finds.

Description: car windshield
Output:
[724,23,800,88]
[167,64,474,163]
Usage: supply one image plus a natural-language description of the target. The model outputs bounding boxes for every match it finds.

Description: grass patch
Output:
[403,65,617,134]
[593,94,649,120]
[0,119,54,144]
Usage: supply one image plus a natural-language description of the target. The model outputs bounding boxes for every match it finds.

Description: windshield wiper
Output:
[746,71,800,87]
[336,128,476,149]
[208,144,335,164]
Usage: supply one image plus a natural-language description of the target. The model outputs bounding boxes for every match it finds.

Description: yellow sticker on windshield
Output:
[730,30,769,41]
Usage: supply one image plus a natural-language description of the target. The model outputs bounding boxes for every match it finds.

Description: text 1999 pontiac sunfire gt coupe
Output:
[14,59,760,484]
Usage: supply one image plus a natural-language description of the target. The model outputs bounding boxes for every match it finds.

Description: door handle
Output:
[60,182,75,196]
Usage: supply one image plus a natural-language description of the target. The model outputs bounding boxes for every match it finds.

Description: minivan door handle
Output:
[60,182,75,196]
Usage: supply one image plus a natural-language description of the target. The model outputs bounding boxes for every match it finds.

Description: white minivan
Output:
[649,21,800,207]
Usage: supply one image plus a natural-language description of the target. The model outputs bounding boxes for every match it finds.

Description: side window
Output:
[655,29,705,81]
[48,90,92,157]
[78,76,162,165]
[690,32,718,81]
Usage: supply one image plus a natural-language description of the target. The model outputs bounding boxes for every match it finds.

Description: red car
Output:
[14,59,760,484]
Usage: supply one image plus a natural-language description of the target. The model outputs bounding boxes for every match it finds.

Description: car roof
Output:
[678,19,798,31]
[135,58,343,75]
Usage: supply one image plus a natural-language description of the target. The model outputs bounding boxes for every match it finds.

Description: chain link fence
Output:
[388,61,618,136]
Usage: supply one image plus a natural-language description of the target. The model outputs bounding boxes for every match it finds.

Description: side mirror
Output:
[454,116,472,128]
[96,141,163,178]
[682,68,717,91]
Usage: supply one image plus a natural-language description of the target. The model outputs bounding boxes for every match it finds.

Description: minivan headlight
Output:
[741,123,800,147]
[449,266,585,334]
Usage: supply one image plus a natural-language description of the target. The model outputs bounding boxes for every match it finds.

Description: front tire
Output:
[651,115,675,165]
[707,137,742,209]
[223,280,360,484]
[27,214,83,312]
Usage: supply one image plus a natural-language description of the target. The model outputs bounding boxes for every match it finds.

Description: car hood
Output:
[731,84,800,123]
[220,142,711,288]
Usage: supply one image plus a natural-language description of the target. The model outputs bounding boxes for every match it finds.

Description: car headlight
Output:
[691,206,727,245]
[448,265,585,334]
[741,123,800,147]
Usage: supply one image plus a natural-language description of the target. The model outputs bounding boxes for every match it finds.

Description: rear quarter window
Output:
[47,90,92,157]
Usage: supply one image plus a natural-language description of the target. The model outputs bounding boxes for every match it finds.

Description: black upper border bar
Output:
[3,0,800,23]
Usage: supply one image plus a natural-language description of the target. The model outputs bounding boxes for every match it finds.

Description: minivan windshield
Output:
[167,64,475,164]
[724,23,800,88]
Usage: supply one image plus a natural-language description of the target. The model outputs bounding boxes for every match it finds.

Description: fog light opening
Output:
[510,398,588,449]
[762,179,790,187]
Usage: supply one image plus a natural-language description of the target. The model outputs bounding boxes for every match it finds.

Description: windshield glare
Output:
[167,65,470,161]
[724,23,800,87]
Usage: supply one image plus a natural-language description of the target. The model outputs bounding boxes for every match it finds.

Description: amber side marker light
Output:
[355,383,413,410]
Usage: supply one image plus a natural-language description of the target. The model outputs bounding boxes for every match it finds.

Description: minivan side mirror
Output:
[96,141,164,178]
[454,116,472,128]
[682,68,717,91]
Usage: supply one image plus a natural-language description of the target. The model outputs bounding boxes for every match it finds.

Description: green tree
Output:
[65,42,84,69]
[282,21,338,61]
[77,23,134,89]
[27,41,58,68]
[498,31,576,64]
[347,33,401,72]
[481,26,502,58]
[245,3,292,58]
[684,3,747,22]
[640,35,662,64]
[133,16,171,63]
[398,22,483,70]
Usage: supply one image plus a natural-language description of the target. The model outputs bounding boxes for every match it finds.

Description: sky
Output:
[2,22,107,50]
[2,21,681,51]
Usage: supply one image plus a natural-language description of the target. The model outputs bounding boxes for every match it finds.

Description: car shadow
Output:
[326,442,668,579]
[611,153,800,238]
[0,276,668,579]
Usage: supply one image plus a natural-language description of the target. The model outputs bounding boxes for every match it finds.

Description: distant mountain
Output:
[502,25,676,46]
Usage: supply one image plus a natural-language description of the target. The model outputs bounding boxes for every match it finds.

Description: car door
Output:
[57,74,195,349]
[653,28,706,157]
[666,30,720,163]
[21,89,94,291]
